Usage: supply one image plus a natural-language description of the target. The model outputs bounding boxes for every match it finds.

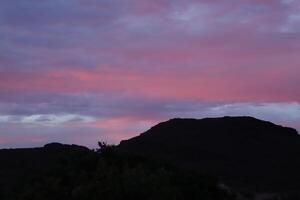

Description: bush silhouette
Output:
[9,142,236,200]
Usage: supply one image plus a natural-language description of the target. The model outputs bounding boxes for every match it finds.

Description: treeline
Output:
[1,142,235,200]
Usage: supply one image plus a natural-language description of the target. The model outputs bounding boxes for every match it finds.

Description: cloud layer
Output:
[1,0,300,147]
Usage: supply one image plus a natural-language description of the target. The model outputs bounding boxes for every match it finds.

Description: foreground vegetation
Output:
[0,142,235,200]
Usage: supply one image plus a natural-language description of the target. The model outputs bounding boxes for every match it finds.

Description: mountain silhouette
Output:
[1,116,300,199]
[118,116,300,193]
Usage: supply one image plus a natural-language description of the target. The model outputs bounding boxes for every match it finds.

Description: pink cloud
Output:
[0,64,299,102]
[85,116,157,143]
[1,0,300,147]
[0,136,10,144]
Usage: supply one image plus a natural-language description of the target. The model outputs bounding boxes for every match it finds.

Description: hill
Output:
[2,116,300,199]
[118,116,300,194]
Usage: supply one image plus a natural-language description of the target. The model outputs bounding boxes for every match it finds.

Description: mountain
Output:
[1,116,300,199]
[118,116,300,194]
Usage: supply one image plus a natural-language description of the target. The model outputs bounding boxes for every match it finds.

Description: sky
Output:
[0,0,300,148]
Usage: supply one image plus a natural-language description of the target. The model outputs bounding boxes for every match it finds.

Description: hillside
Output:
[118,116,300,194]
[1,116,300,199]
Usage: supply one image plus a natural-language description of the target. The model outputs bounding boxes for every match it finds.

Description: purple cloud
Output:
[0,0,300,147]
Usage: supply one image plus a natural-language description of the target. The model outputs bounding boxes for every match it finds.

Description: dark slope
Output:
[118,116,300,193]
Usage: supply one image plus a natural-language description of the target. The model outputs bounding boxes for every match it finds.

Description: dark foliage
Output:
[0,142,235,200]
[0,143,89,200]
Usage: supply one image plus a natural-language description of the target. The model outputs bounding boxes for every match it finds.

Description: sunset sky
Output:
[1,0,300,148]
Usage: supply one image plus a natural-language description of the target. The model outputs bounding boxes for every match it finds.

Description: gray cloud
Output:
[1,0,300,148]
